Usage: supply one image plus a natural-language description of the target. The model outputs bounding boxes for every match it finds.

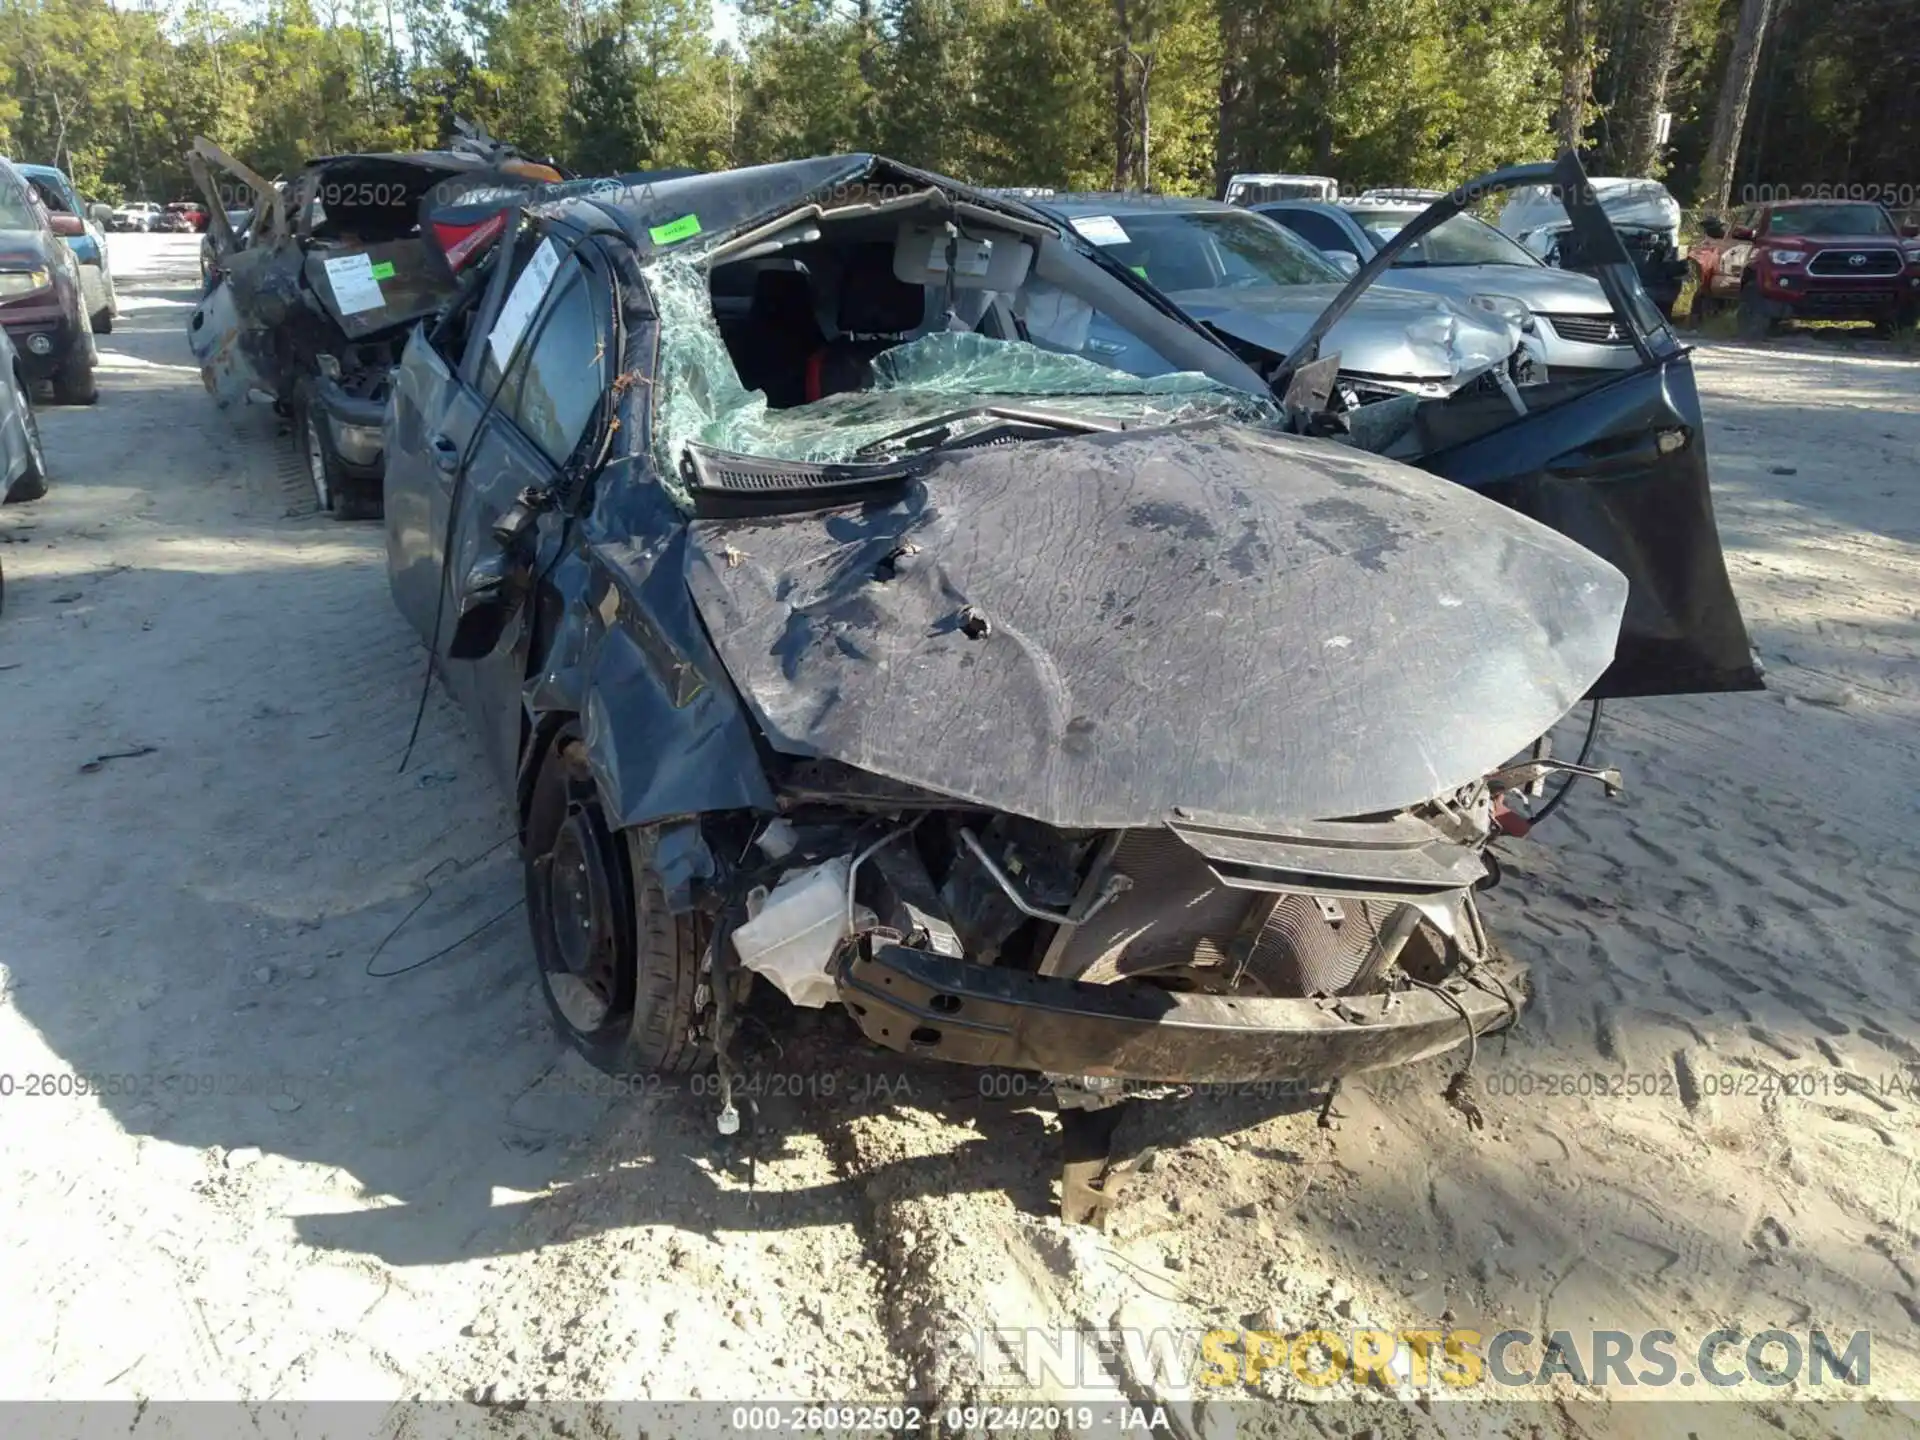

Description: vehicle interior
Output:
[692,188,1248,416]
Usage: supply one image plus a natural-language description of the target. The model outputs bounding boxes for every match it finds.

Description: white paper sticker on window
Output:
[322,252,385,315]
[488,236,562,370]
[1070,215,1130,246]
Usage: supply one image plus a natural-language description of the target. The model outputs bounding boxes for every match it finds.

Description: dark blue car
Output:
[375,152,1759,1204]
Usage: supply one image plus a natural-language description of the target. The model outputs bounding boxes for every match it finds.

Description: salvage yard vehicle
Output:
[1252,197,1637,375]
[18,164,117,334]
[384,151,1757,1213]
[0,157,99,406]
[1497,176,1689,319]
[1021,193,1545,407]
[1688,199,1920,338]
[185,124,566,519]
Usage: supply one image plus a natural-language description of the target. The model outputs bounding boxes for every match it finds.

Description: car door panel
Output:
[442,239,613,790]
[385,327,485,647]
[1416,356,1761,698]
[1264,151,1761,701]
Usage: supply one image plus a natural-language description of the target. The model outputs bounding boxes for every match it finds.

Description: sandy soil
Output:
[2,235,1917,1436]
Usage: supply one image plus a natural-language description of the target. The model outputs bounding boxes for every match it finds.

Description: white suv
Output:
[109,201,161,232]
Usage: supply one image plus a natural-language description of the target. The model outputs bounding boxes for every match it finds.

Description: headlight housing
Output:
[1468,293,1537,334]
[1767,249,1807,265]
[0,267,52,298]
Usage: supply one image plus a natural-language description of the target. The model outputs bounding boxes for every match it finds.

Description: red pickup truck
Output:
[1689,199,1920,338]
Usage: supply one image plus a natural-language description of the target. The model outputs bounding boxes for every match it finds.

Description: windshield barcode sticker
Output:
[1071,215,1129,246]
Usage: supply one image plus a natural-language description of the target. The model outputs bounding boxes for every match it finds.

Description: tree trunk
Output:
[1699,0,1776,214]
[1112,0,1134,191]
[1555,0,1593,152]
[1617,0,1685,174]
[1213,0,1251,197]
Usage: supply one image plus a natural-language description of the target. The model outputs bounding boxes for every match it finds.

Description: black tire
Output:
[3,389,49,503]
[334,477,384,522]
[1685,263,1713,325]
[90,308,113,336]
[1871,309,1912,340]
[51,345,98,406]
[1737,287,1778,341]
[295,382,382,520]
[524,726,710,1076]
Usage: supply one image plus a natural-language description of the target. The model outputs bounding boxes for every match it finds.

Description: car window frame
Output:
[1267,206,1365,259]
[472,232,615,473]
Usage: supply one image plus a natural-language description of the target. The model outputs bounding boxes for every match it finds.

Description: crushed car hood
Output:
[685,420,1628,831]
[1169,282,1520,388]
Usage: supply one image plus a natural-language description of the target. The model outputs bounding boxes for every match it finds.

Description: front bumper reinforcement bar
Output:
[838,943,1524,1085]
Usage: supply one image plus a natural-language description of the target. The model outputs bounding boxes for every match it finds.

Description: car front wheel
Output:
[1685,263,1715,324]
[51,339,98,406]
[1737,286,1780,341]
[523,725,710,1077]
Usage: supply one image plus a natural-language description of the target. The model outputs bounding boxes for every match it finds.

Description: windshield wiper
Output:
[851,405,1120,461]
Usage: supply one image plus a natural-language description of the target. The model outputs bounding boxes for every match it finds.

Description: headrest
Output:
[751,267,818,323]
[837,242,926,336]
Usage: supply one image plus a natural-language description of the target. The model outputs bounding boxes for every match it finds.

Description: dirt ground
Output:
[3,235,1917,1436]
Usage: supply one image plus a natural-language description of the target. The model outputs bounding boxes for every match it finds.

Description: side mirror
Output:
[1902,222,1919,239]
[445,553,525,660]
[90,203,113,228]
[1730,224,1755,241]
[49,213,85,238]
[1700,216,1726,240]
[1328,252,1361,278]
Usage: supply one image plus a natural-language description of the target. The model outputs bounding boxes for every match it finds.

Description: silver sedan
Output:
[1253,199,1640,373]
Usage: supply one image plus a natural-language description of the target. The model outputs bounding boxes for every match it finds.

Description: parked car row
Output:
[0,157,101,406]
[16,164,117,335]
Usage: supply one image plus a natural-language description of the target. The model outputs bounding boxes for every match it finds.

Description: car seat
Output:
[804,243,928,401]
[734,268,825,409]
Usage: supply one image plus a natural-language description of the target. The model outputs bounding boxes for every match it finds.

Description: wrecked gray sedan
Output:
[384,154,1754,1210]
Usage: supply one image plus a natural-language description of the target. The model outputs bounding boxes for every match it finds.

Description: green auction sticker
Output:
[648,214,702,246]
[1130,264,1149,277]
[369,261,396,280]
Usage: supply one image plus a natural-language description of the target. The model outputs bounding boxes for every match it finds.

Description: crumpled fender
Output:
[521,532,774,839]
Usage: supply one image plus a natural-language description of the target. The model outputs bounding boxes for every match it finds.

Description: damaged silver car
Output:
[381,151,1758,1216]
[1019,193,1547,407]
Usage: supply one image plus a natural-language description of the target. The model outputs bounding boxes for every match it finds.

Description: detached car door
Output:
[1264,152,1762,700]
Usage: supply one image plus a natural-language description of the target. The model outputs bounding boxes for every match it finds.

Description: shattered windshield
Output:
[644,255,1275,499]
[1766,204,1895,237]
[1076,208,1344,290]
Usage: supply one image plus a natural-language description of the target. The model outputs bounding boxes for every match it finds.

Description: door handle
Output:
[430,432,461,474]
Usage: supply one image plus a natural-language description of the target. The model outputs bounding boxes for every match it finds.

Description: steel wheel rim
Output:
[541,811,620,1033]
[304,413,330,511]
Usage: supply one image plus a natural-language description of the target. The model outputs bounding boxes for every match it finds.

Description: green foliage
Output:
[0,0,1905,211]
